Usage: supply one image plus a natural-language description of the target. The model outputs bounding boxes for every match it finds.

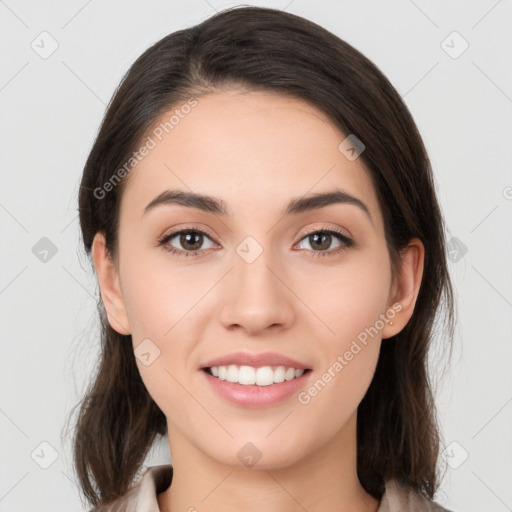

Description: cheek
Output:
[297,245,391,403]
[117,247,212,415]
[294,258,390,441]
[296,244,392,348]
[119,239,208,340]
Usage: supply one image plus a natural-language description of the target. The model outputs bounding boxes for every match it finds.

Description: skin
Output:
[92,89,424,512]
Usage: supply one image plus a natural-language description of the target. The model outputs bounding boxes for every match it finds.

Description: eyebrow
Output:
[143,188,372,223]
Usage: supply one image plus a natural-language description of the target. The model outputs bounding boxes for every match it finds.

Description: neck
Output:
[157,412,380,512]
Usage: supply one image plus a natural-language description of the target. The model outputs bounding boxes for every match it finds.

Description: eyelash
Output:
[157,225,354,259]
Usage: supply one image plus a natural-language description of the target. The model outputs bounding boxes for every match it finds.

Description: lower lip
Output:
[201,369,313,408]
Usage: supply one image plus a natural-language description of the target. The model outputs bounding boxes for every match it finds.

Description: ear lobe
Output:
[382,238,425,339]
[91,232,131,335]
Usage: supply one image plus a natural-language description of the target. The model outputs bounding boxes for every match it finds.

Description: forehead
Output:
[120,89,382,230]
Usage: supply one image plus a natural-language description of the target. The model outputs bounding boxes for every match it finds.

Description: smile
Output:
[205,364,310,386]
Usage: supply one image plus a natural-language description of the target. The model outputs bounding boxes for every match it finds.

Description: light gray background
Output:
[1,1,511,511]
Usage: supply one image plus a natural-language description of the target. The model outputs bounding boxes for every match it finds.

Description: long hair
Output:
[67,6,455,508]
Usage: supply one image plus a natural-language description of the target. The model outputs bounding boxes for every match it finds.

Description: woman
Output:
[70,6,456,511]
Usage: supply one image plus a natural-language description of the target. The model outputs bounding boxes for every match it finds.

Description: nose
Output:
[219,248,295,336]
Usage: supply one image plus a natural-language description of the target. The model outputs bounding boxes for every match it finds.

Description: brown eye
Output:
[307,232,333,251]
[158,229,216,256]
[296,228,354,258]
[177,231,204,251]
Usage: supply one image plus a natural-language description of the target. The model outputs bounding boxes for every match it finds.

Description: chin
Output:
[206,441,305,471]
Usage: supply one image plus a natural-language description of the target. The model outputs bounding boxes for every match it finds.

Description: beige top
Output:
[95,464,453,512]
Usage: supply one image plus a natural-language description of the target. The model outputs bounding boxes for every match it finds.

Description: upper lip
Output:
[200,351,311,370]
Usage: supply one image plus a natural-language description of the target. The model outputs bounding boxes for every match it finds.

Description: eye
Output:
[157,228,216,257]
[157,226,354,258]
[295,228,354,258]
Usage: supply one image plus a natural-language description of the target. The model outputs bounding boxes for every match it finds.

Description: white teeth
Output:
[208,365,306,386]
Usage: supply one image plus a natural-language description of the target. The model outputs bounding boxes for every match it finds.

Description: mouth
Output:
[202,365,313,387]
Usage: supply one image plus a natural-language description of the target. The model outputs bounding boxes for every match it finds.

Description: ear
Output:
[91,232,131,335]
[382,237,425,339]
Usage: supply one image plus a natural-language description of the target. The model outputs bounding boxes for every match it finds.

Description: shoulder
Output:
[88,464,173,512]
[88,467,455,512]
[378,478,454,512]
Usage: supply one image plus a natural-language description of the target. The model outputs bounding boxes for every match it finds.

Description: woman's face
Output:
[99,89,403,468]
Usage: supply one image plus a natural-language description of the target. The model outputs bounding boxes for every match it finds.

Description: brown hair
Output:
[66,5,455,509]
